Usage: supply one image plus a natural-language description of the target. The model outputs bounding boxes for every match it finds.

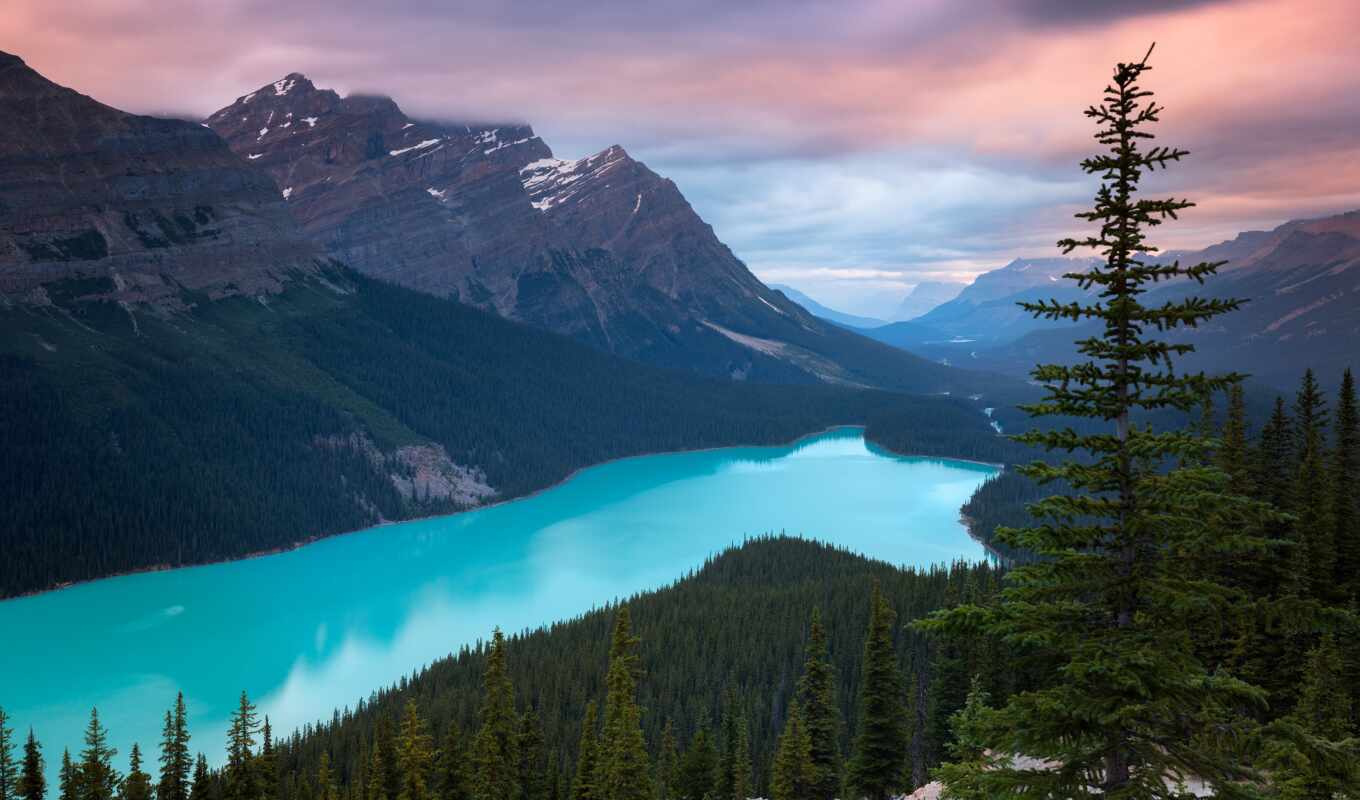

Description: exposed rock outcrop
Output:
[0,52,323,307]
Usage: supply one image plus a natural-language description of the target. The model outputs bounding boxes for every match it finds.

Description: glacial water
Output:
[0,428,997,777]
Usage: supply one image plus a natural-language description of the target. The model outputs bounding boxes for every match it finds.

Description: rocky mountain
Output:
[892,280,965,321]
[768,283,889,328]
[884,215,1360,389]
[204,74,985,392]
[0,52,321,308]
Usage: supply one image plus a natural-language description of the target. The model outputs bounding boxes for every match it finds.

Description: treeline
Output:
[0,269,1010,598]
[0,539,1016,800]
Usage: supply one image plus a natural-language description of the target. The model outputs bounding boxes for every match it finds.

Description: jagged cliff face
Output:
[0,53,321,307]
[204,74,874,382]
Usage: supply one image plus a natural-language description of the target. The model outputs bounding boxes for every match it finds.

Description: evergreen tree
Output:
[0,709,13,800]
[1332,370,1359,601]
[1291,369,1335,599]
[317,752,338,800]
[189,755,212,800]
[225,692,260,800]
[396,700,434,800]
[672,730,714,800]
[436,725,471,800]
[58,752,75,800]
[769,705,810,800]
[919,46,1279,797]
[258,718,278,800]
[595,610,652,800]
[374,716,401,800]
[516,713,548,800]
[931,677,993,800]
[78,709,119,800]
[158,693,192,800]
[847,583,906,800]
[795,609,840,800]
[367,746,388,800]
[728,724,750,800]
[652,723,677,800]
[16,730,43,800]
[1263,635,1359,798]
[120,745,153,800]
[569,704,599,800]
[471,630,520,800]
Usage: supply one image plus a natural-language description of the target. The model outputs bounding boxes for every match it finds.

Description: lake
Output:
[0,428,997,777]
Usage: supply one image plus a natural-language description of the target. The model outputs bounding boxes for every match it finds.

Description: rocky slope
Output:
[205,74,992,392]
[892,214,1360,388]
[0,52,321,308]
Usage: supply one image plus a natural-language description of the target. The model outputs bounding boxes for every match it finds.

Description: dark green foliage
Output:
[920,46,1289,798]
[159,693,193,800]
[594,611,651,800]
[471,631,520,800]
[436,725,470,800]
[0,268,1010,599]
[1331,370,1359,601]
[671,730,714,800]
[225,693,261,800]
[929,677,991,800]
[16,729,43,800]
[794,610,840,800]
[190,756,212,800]
[0,710,13,800]
[651,724,676,800]
[569,705,598,800]
[119,745,153,800]
[396,701,434,800]
[258,538,1000,800]
[515,714,548,800]
[58,753,75,800]
[77,710,118,800]
[769,705,809,800]
[847,583,907,800]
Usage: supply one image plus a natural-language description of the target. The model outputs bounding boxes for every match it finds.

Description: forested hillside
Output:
[0,538,1015,800]
[0,268,1011,598]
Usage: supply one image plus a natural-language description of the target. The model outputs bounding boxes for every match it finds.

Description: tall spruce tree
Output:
[58,752,76,800]
[794,609,840,800]
[847,582,907,800]
[16,730,43,800]
[189,755,211,800]
[471,630,520,800]
[569,703,599,800]
[158,694,192,800]
[919,45,1280,797]
[396,700,435,800]
[225,692,260,800]
[729,723,750,800]
[120,744,153,800]
[1332,370,1359,601]
[930,676,993,800]
[1263,635,1359,797]
[317,752,338,800]
[0,709,14,800]
[1291,369,1335,599]
[78,709,119,800]
[595,610,651,800]
[769,705,810,800]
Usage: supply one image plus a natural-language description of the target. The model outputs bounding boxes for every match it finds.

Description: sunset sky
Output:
[6,0,1358,316]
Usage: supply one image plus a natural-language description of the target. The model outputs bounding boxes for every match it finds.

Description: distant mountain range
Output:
[892,280,966,321]
[768,284,889,328]
[857,220,1360,389]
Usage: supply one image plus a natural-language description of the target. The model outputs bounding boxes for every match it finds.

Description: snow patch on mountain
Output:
[389,138,440,157]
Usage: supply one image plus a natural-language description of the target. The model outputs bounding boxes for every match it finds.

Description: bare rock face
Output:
[204,74,857,381]
[0,52,322,307]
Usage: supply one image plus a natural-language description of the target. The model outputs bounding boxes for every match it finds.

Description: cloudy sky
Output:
[6,0,1358,316]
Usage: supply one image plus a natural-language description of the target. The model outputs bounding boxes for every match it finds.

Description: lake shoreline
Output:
[5,424,1002,602]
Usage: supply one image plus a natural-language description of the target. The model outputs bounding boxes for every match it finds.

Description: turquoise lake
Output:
[0,428,996,777]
